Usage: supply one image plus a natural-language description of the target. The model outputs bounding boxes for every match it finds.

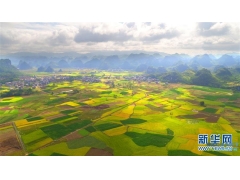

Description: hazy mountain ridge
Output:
[2,52,239,71]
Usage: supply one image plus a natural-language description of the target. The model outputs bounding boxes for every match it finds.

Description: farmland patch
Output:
[125,132,173,147]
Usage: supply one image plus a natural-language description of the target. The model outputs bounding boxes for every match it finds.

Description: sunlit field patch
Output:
[59,101,79,107]
[15,119,49,128]
[1,97,23,102]
[103,126,127,136]
[83,99,95,105]
[111,111,130,119]
[220,124,237,133]
[129,122,168,134]
[198,128,213,134]
[121,104,135,114]
[0,125,12,131]
[21,129,48,144]
[217,117,230,124]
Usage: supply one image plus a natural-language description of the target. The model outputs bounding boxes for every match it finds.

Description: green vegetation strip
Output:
[61,109,77,114]
[202,108,218,114]
[26,116,43,122]
[85,126,96,132]
[94,123,122,131]
[101,91,112,94]
[66,120,92,130]
[125,132,173,147]
[120,91,128,95]
[121,118,147,125]
[51,115,74,122]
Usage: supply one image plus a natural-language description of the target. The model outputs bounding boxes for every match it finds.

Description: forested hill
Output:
[0,59,21,83]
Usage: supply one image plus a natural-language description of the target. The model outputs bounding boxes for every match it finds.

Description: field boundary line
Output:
[12,122,27,155]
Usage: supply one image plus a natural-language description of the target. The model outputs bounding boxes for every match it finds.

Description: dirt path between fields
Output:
[12,122,27,155]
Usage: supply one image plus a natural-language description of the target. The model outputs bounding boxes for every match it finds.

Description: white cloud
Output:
[0,22,239,55]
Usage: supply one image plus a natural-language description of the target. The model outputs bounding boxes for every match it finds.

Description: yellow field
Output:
[220,124,237,133]
[130,122,168,134]
[217,117,230,124]
[59,101,79,107]
[135,99,147,105]
[104,126,128,136]
[0,125,12,130]
[15,119,49,128]
[122,104,135,114]
[99,107,123,118]
[58,94,67,97]
[111,111,130,118]
[198,128,213,134]
[216,108,224,114]
[133,110,146,115]
[1,97,23,102]
[83,99,95,105]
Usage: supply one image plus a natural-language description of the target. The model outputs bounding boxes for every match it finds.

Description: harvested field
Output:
[205,115,220,123]
[94,104,110,109]
[86,148,113,156]
[0,107,12,111]
[63,131,83,141]
[0,124,24,156]
[46,113,65,120]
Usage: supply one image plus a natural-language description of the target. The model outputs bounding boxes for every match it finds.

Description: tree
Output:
[73,89,79,94]
[69,76,74,82]
[200,101,205,106]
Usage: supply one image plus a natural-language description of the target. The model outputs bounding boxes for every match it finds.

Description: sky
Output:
[0,22,239,55]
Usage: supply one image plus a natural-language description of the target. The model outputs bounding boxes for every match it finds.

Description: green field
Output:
[0,70,240,156]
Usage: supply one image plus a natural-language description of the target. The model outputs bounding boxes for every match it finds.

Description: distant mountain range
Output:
[1,52,240,73]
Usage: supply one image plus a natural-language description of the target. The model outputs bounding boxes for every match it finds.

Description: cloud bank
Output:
[0,22,239,55]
